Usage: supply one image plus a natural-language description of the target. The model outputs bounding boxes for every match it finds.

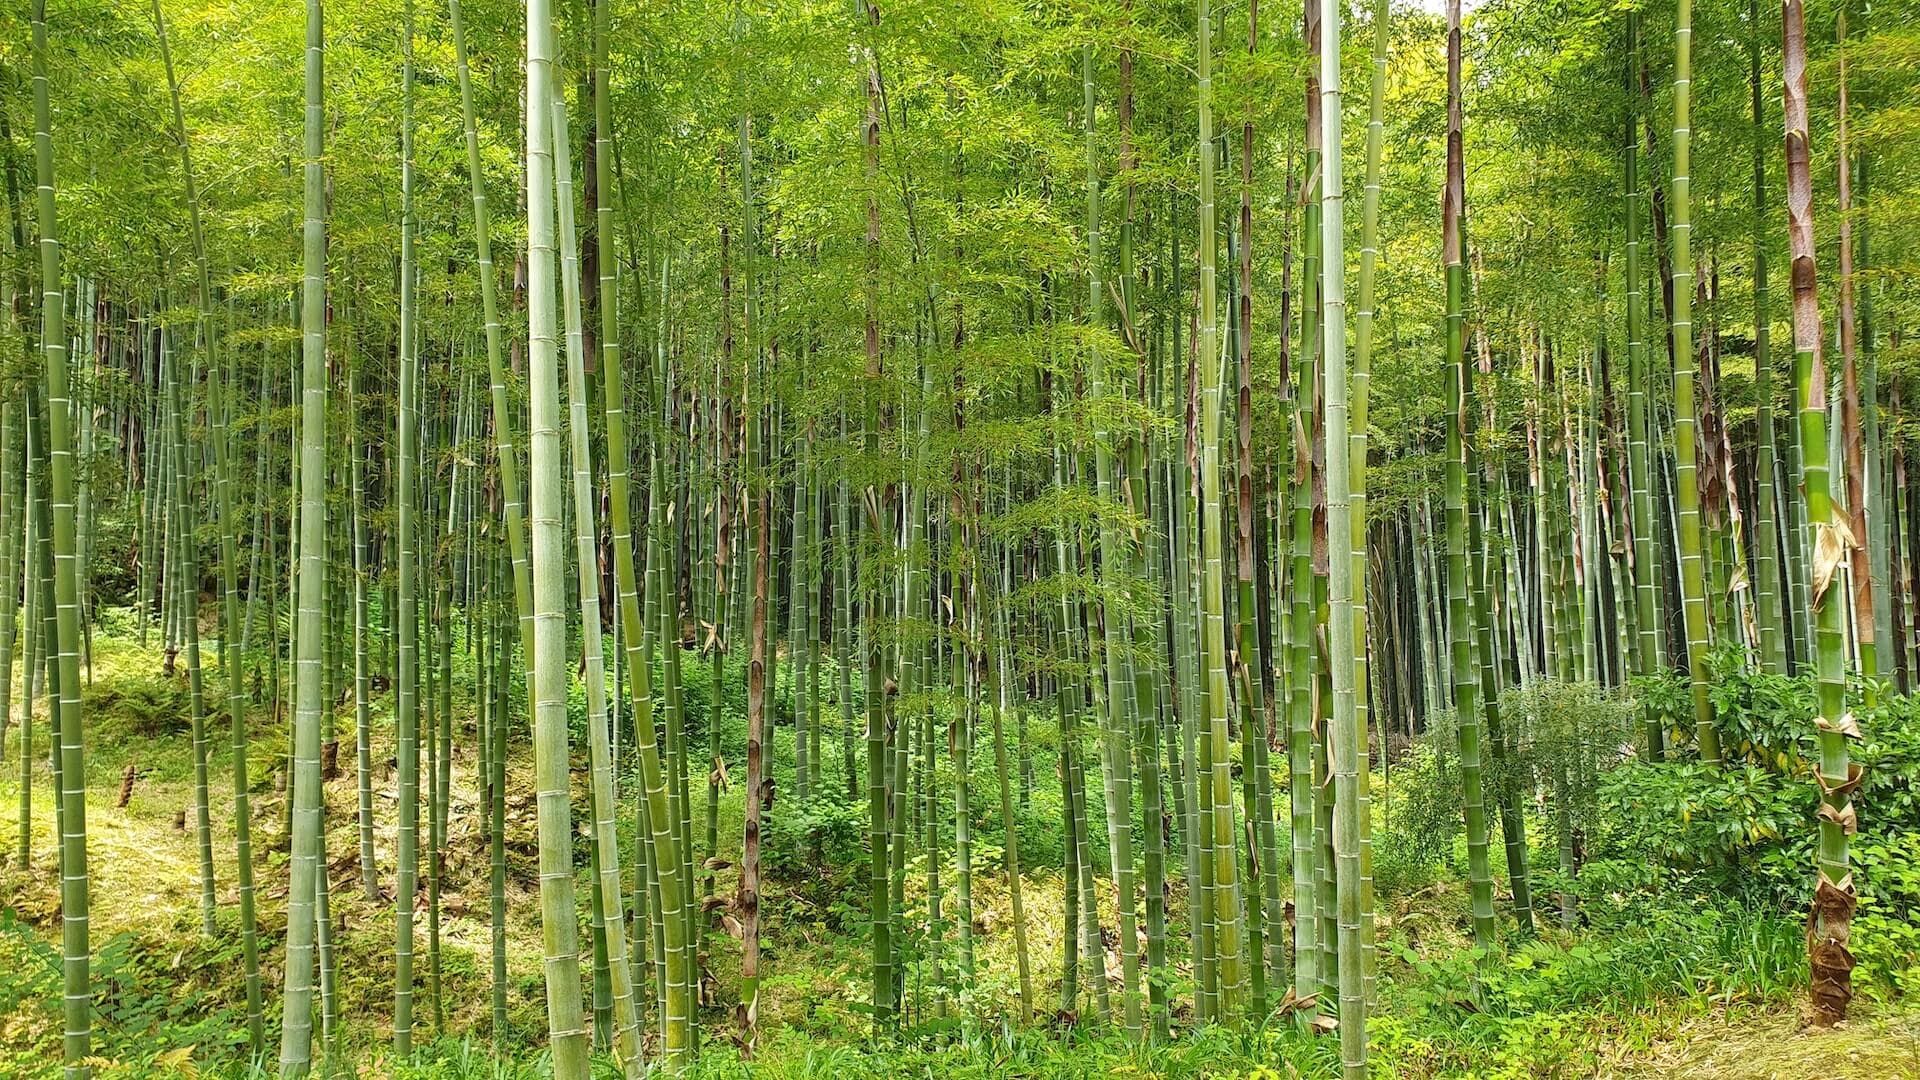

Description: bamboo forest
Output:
[4,0,1920,1075]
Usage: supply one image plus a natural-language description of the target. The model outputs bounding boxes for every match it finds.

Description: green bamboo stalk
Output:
[212,352,265,1052]
[951,471,977,1004]
[276,0,325,1068]
[1622,10,1664,756]
[1858,156,1889,684]
[1289,0,1324,1011]
[1162,335,1198,903]
[1320,0,1368,1063]
[1669,0,1718,763]
[834,449,858,802]
[489,563,510,1044]
[0,199,22,799]
[1118,37,1171,1034]
[447,0,533,679]
[888,482,916,1015]
[1857,166,1890,684]
[444,0,541,1038]
[393,1,421,1054]
[31,392,61,866]
[429,486,455,1035]
[859,0,893,1026]
[73,286,93,683]
[349,371,375,900]
[989,546,1033,1020]
[654,437,701,1046]
[791,431,812,808]
[1058,627,1081,1013]
[734,99,769,1051]
[28,6,91,1077]
[706,240,733,924]
[525,0,590,1069]
[1782,0,1856,1026]
[13,405,35,869]
[1083,42,1143,1037]
[596,9,692,1064]
[163,333,218,936]
[1230,6,1271,1013]
[1834,7,1875,696]
[1747,0,1785,674]
[316,787,340,1061]
[1051,443,1106,1020]
[894,363,928,1019]
[550,81,644,1072]
[1444,0,1496,953]
[1352,0,1389,1007]
[1466,285,1532,934]
[1313,568,1336,999]
[1195,0,1244,1015]
[632,463,665,1025]
[138,353,161,644]
[240,355,272,663]
[1474,490,1532,934]
[0,402,16,787]
[805,485,823,801]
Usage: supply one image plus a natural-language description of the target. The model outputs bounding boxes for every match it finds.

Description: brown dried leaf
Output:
[1815,711,1864,738]
[1818,801,1859,835]
[1727,565,1750,593]
[1814,761,1866,799]
[1810,518,1857,608]
[1806,872,1858,1026]
[1272,987,1317,1015]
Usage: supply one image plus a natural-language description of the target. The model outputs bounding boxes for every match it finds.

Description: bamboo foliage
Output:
[6,0,1914,1071]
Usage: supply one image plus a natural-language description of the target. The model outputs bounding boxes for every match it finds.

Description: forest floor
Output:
[1617,1007,1920,1078]
[0,624,1914,1077]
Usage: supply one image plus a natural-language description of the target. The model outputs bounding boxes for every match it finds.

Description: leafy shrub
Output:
[1376,732,1464,887]
[1707,645,1818,767]
[1589,654,1920,995]
[1590,760,1808,892]
[1630,667,1691,751]
[1372,825,1439,898]
[765,791,866,886]
[1855,910,1920,999]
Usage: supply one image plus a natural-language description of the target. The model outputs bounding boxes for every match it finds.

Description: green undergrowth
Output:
[2,626,1917,1077]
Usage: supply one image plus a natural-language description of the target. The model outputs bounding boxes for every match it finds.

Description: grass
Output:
[0,619,1914,1077]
